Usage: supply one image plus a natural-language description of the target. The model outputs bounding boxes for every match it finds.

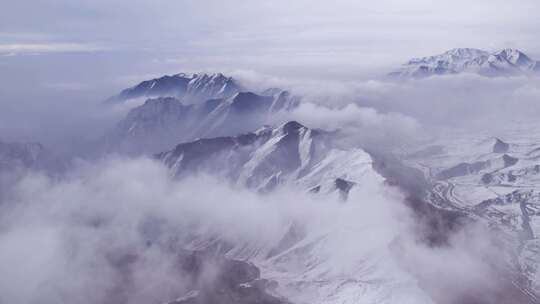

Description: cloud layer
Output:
[0,156,525,304]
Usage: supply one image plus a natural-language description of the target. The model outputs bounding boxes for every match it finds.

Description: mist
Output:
[1,1,540,303]
[0,156,524,304]
[3,66,539,158]
[1,0,540,154]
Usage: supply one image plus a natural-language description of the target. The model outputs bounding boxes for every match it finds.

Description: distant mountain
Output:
[0,141,60,173]
[103,86,300,155]
[157,121,381,196]
[106,73,243,104]
[389,48,540,79]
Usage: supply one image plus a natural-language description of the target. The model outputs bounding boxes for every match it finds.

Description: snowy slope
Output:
[106,73,243,104]
[401,123,540,296]
[157,121,381,195]
[389,48,540,79]
[154,122,435,304]
[92,70,540,303]
[168,210,435,304]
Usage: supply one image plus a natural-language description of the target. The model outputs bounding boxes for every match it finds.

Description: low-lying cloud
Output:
[0,156,524,304]
[273,102,422,149]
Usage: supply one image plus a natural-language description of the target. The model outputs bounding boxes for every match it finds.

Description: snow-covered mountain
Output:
[152,121,446,304]
[402,125,540,298]
[7,67,538,304]
[154,121,540,304]
[106,73,243,104]
[157,121,380,196]
[101,72,540,302]
[103,86,300,155]
[389,48,540,79]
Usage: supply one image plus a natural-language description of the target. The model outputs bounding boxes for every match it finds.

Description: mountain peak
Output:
[106,72,242,104]
[279,121,306,134]
[190,72,230,83]
[390,48,540,79]
[104,85,300,155]
[156,121,379,196]
[493,48,533,66]
[444,48,488,58]
[493,138,510,153]
[407,48,487,65]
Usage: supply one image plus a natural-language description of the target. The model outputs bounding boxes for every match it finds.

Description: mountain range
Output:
[95,67,534,302]
[102,73,300,155]
[157,120,379,197]
[106,73,243,104]
[8,66,540,304]
[389,48,540,79]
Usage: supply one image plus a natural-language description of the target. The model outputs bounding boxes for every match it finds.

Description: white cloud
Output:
[0,42,106,55]
[0,156,520,303]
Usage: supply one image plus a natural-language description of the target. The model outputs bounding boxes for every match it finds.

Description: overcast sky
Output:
[2,0,540,85]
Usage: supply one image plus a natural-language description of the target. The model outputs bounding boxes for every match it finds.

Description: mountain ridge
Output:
[156,121,381,194]
[389,48,540,79]
[102,74,300,155]
[106,73,244,104]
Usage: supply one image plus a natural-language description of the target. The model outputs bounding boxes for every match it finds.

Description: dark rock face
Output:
[482,163,540,186]
[369,150,430,196]
[481,173,494,184]
[168,251,286,304]
[493,138,510,153]
[334,178,355,200]
[102,247,285,304]
[437,154,519,181]
[309,185,321,193]
[156,132,262,175]
[368,150,469,246]
[230,92,273,113]
[110,75,191,102]
[475,190,534,212]
[169,284,285,304]
[159,137,236,173]
[502,154,518,167]
[474,190,538,242]
[176,251,260,288]
[156,121,329,190]
[436,161,490,180]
